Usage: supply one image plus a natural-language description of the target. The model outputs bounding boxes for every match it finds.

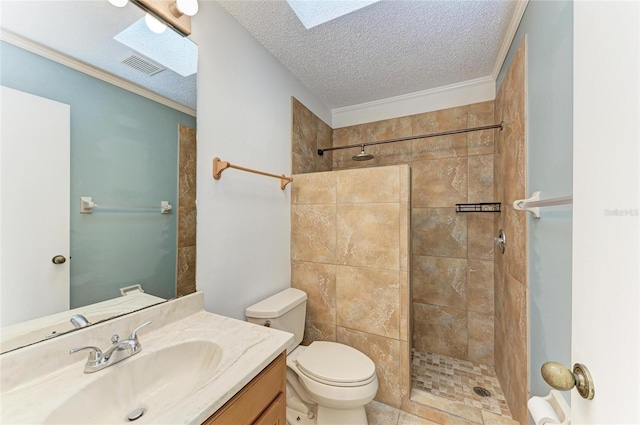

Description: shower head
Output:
[352,146,374,161]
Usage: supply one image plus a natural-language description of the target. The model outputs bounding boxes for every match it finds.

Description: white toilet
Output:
[246,288,378,425]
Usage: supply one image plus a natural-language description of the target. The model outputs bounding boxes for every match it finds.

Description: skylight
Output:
[114,18,197,77]
[287,0,381,29]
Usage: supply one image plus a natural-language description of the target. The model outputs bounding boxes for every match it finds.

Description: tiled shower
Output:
[291,38,528,425]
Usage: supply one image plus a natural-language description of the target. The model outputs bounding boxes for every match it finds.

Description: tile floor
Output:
[365,401,519,425]
[411,350,511,418]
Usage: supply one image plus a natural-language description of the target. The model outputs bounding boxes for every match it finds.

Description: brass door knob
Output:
[541,361,595,400]
[52,255,67,264]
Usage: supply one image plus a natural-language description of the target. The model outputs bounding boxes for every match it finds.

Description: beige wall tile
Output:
[333,125,366,169]
[337,327,402,408]
[468,214,495,261]
[412,256,467,309]
[468,101,496,156]
[176,246,196,297]
[400,271,410,342]
[468,154,494,204]
[291,172,336,205]
[291,204,336,263]
[412,158,468,208]
[400,202,410,271]
[177,205,196,248]
[291,97,333,174]
[467,260,494,314]
[303,319,336,346]
[412,302,468,360]
[503,208,527,285]
[412,107,469,161]
[399,164,411,202]
[291,261,336,324]
[337,203,400,270]
[337,167,400,203]
[316,117,333,171]
[468,311,494,366]
[412,208,467,259]
[336,266,400,339]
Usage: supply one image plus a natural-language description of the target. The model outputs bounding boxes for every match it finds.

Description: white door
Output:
[572,2,639,423]
[0,86,70,326]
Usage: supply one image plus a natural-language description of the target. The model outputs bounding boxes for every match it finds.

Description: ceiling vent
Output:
[121,54,165,76]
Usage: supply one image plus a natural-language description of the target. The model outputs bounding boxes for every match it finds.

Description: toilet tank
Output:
[245,288,307,353]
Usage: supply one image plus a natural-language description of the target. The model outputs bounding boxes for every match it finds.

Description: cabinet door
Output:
[254,393,285,425]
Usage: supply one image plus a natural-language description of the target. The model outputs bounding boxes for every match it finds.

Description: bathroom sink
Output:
[44,340,223,424]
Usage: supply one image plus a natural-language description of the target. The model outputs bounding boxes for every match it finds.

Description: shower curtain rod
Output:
[317,122,503,156]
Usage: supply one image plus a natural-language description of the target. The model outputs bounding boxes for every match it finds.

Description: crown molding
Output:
[491,0,529,79]
[331,76,495,128]
[1,30,196,117]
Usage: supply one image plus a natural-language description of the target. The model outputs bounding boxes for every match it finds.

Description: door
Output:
[0,86,70,326]
[572,2,639,422]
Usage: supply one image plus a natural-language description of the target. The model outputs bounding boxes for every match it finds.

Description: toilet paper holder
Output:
[528,390,571,425]
[541,361,595,400]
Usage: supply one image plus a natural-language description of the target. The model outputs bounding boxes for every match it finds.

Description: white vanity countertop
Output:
[0,292,293,424]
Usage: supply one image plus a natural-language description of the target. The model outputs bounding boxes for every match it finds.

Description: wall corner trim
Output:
[491,0,529,80]
[1,30,196,117]
[331,76,496,128]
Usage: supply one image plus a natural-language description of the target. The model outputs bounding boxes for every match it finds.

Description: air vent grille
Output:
[121,55,165,76]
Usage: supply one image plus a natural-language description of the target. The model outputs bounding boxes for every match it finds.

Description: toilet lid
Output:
[295,341,376,385]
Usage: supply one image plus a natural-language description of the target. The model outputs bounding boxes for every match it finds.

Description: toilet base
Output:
[317,405,367,425]
[286,406,316,425]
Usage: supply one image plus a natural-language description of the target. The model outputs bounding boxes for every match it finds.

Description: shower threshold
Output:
[410,349,513,422]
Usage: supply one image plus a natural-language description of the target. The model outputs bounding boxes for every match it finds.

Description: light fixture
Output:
[108,0,129,7]
[171,0,199,17]
[108,0,196,36]
[144,13,167,34]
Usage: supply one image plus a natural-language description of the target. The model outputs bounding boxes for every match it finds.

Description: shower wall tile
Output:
[337,166,399,203]
[412,158,468,208]
[291,204,336,263]
[332,124,366,170]
[367,117,413,166]
[338,326,402,408]
[495,39,528,425]
[468,154,494,203]
[412,208,467,258]
[400,271,410,342]
[467,259,494,314]
[337,203,400,270]
[412,302,468,361]
[303,319,336,346]
[291,98,333,174]
[400,201,410,271]
[412,106,469,161]
[291,172,336,205]
[291,260,336,325]
[468,101,496,156]
[468,214,495,261]
[503,204,528,285]
[176,245,196,297]
[336,265,400,339]
[412,256,467,310]
[468,311,494,366]
[177,124,196,297]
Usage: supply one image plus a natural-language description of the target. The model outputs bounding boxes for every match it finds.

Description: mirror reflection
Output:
[0,1,197,353]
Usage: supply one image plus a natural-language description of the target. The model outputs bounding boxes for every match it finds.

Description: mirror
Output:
[0,1,197,353]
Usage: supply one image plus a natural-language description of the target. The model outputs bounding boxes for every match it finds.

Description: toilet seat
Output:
[295,341,376,387]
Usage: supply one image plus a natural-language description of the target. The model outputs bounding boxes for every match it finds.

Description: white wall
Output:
[191,2,331,320]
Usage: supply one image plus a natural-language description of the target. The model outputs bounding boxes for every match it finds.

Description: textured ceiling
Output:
[219,0,518,109]
[0,1,197,111]
[1,1,519,114]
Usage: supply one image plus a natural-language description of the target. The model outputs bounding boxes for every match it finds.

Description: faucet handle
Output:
[69,346,104,365]
[129,321,152,341]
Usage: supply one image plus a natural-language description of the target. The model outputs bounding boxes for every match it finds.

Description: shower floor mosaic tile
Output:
[411,349,512,418]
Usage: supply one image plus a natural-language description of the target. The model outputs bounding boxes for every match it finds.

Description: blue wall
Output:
[497,1,573,401]
[1,41,196,308]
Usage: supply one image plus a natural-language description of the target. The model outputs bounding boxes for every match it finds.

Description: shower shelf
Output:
[455,203,501,213]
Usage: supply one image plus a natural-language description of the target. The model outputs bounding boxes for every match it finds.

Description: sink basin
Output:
[44,340,223,424]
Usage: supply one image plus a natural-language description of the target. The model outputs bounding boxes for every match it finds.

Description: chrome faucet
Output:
[70,314,92,329]
[69,321,152,373]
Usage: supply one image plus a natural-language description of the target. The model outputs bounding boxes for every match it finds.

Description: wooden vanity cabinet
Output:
[203,351,286,425]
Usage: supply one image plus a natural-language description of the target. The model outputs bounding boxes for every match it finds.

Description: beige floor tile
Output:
[366,400,400,425]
